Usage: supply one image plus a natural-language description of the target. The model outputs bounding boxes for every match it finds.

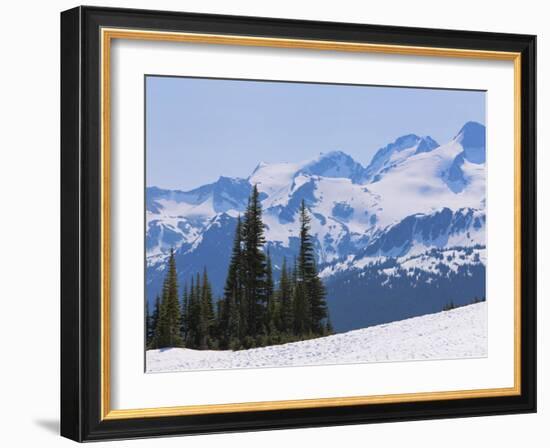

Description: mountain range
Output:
[146,121,487,331]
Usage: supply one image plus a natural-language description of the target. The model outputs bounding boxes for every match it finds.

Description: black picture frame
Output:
[61,5,536,442]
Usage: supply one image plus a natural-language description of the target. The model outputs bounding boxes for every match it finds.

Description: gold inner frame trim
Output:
[100,27,522,421]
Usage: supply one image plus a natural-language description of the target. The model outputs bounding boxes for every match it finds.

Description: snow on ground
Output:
[146,302,487,373]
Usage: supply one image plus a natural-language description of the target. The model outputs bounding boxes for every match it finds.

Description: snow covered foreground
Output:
[146,303,487,373]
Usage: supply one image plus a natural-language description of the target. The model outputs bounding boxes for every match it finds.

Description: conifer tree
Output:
[278,257,293,334]
[291,256,298,291]
[242,185,268,338]
[265,250,276,331]
[309,260,328,335]
[145,300,152,348]
[298,200,315,284]
[187,272,202,348]
[152,286,166,348]
[227,292,241,350]
[295,201,313,334]
[180,283,189,342]
[183,274,199,348]
[199,268,215,349]
[325,316,334,335]
[148,295,161,348]
[221,216,244,346]
[296,200,328,336]
[185,276,196,346]
[153,249,183,348]
[212,299,223,346]
[293,280,309,336]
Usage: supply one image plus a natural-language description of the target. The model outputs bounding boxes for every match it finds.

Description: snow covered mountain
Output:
[361,134,439,183]
[146,122,486,330]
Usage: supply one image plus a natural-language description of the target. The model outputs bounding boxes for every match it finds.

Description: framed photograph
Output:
[60,6,536,442]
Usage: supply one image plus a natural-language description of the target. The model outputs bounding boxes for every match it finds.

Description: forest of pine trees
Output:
[146,186,332,351]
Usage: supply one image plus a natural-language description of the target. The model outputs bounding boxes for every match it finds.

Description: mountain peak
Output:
[394,134,423,147]
[376,134,439,158]
[414,136,439,155]
[364,134,439,182]
[455,121,485,145]
[454,121,485,164]
[250,161,269,176]
[299,150,364,181]
[317,149,348,159]
[216,175,247,186]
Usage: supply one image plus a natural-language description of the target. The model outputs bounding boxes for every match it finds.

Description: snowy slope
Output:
[321,244,486,278]
[248,161,300,201]
[365,135,485,228]
[146,302,487,372]
[146,178,251,261]
[362,134,439,183]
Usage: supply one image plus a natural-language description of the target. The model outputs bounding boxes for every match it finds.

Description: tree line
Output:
[442,295,486,312]
[147,185,332,351]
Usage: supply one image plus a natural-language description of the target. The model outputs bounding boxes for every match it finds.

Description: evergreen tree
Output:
[199,267,215,349]
[296,200,328,335]
[145,300,152,348]
[187,272,202,348]
[293,280,309,336]
[298,200,315,284]
[180,283,189,342]
[295,201,313,334]
[212,299,223,346]
[309,260,328,334]
[148,294,161,347]
[221,216,244,346]
[265,250,276,331]
[152,285,166,348]
[153,249,183,348]
[324,316,334,336]
[278,257,293,334]
[227,292,241,350]
[291,256,298,291]
[241,185,268,338]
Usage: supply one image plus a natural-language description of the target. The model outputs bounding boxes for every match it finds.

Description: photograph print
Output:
[145,76,487,373]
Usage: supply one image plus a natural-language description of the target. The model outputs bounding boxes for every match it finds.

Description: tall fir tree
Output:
[324,315,334,336]
[221,216,244,346]
[199,267,215,349]
[278,257,293,334]
[153,248,183,348]
[186,273,202,348]
[291,255,298,290]
[298,200,315,283]
[180,283,189,342]
[227,292,241,349]
[148,294,161,348]
[292,280,309,336]
[265,250,276,331]
[242,185,268,338]
[212,299,223,345]
[296,200,328,335]
[308,259,328,334]
[145,300,151,348]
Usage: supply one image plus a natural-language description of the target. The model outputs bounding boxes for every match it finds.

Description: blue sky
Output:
[146,76,485,190]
